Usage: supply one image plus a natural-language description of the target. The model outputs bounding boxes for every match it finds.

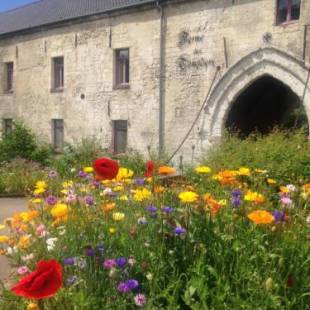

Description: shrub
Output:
[200,129,310,184]
[0,121,52,166]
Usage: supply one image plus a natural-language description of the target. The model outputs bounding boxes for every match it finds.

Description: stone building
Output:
[0,0,309,163]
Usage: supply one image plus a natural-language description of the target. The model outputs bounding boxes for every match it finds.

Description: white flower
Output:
[103,188,113,195]
[21,253,34,261]
[306,215,310,224]
[286,184,296,192]
[7,246,18,255]
[46,237,58,251]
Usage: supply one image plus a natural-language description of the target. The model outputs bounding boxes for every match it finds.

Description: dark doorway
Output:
[225,75,308,136]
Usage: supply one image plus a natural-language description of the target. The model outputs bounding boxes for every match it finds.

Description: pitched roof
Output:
[0,0,156,37]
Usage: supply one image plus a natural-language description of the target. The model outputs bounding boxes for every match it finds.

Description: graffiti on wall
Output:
[176,22,214,72]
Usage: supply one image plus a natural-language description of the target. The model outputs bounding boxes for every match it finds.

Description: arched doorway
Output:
[201,47,310,146]
[225,75,308,136]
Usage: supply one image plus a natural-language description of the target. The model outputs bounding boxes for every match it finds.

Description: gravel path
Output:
[0,198,27,283]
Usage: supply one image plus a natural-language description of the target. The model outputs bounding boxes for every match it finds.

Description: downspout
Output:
[157,0,165,155]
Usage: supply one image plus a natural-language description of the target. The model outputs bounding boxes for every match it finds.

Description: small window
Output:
[52,57,64,90]
[114,49,129,88]
[113,120,127,154]
[4,62,14,93]
[2,119,13,136]
[276,0,301,24]
[52,119,64,150]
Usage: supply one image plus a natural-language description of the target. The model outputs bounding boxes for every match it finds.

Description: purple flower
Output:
[134,294,147,307]
[232,189,242,198]
[66,275,78,286]
[272,210,285,223]
[48,170,58,178]
[162,206,174,214]
[78,170,88,178]
[84,195,94,206]
[126,279,139,290]
[174,227,186,235]
[135,178,145,186]
[63,257,76,265]
[231,197,241,207]
[84,246,95,257]
[146,205,157,213]
[103,259,116,269]
[115,257,127,268]
[117,282,130,293]
[92,179,100,188]
[45,195,57,206]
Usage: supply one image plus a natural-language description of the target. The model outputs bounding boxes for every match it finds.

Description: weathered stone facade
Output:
[0,0,309,163]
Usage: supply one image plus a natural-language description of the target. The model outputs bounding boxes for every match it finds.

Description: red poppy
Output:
[11,259,62,299]
[93,157,119,180]
[145,160,155,178]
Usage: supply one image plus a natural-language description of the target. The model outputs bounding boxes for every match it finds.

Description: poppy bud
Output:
[265,277,273,291]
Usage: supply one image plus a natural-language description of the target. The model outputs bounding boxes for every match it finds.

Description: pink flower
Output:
[134,294,147,307]
[281,196,293,206]
[36,224,47,237]
[17,266,29,275]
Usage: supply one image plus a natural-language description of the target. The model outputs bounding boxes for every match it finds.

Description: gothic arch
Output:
[202,47,310,141]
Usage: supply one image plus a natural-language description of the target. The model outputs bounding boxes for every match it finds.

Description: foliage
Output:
[0,122,52,166]
[0,159,46,195]
[0,157,309,309]
[200,129,310,184]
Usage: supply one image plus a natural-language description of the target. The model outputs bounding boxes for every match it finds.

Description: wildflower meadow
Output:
[0,143,309,309]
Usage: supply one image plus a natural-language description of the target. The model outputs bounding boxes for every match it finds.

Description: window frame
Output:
[4,62,14,93]
[51,56,64,92]
[51,119,64,151]
[276,0,301,25]
[113,120,128,154]
[2,118,13,136]
[114,48,130,89]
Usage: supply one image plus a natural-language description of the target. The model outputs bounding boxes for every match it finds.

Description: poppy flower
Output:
[93,158,119,180]
[11,259,62,299]
[145,160,155,177]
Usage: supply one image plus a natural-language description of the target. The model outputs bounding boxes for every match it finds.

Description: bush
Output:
[0,121,52,166]
[200,129,310,184]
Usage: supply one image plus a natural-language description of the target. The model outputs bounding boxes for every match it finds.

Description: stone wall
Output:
[0,0,309,163]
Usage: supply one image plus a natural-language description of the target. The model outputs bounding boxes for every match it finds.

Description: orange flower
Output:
[158,166,176,175]
[154,186,165,194]
[102,203,116,213]
[248,210,274,224]
[213,170,238,186]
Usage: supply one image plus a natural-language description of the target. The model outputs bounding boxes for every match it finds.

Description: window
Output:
[4,62,14,93]
[114,49,129,88]
[113,120,127,154]
[52,57,64,90]
[276,0,301,24]
[52,119,64,150]
[2,119,13,135]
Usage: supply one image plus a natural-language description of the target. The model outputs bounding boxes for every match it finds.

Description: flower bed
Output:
[0,160,309,309]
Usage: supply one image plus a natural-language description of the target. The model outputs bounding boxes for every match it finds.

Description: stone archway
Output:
[201,47,310,146]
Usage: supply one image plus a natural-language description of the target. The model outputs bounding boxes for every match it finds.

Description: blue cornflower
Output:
[63,257,76,265]
[162,206,174,214]
[126,279,139,290]
[174,227,186,235]
[115,257,127,268]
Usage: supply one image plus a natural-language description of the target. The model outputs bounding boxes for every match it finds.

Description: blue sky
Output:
[0,0,39,12]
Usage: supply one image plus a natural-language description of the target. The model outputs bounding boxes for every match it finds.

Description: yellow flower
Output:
[0,224,5,230]
[133,188,152,202]
[238,167,251,176]
[31,198,42,204]
[112,212,125,222]
[218,199,227,206]
[62,181,73,189]
[113,185,124,192]
[0,235,9,243]
[18,235,31,249]
[51,203,68,218]
[119,195,129,201]
[179,191,199,203]
[35,181,47,189]
[83,166,94,173]
[195,166,211,174]
[109,227,117,234]
[27,303,39,310]
[244,191,265,204]
[267,178,277,185]
[116,168,134,181]
[255,169,268,174]
[158,166,176,175]
[279,186,289,193]
[248,210,274,224]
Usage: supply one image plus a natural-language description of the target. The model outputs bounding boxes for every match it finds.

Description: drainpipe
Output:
[157,0,165,155]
